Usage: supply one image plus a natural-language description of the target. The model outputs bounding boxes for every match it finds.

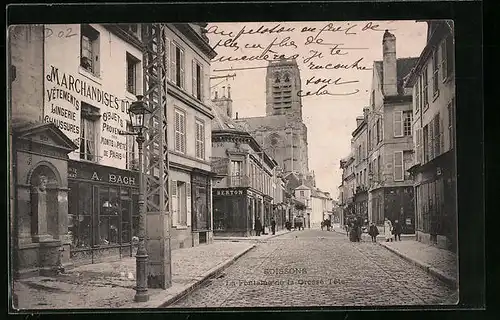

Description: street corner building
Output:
[210,91,281,237]
[8,23,217,278]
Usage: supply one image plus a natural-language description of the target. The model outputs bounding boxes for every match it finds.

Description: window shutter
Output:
[180,49,185,88]
[195,122,200,158]
[170,44,176,83]
[164,36,170,80]
[434,115,441,156]
[416,128,422,164]
[192,60,197,97]
[446,36,454,76]
[175,111,180,152]
[200,64,204,101]
[429,120,434,160]
[171,180,178,225]
[441,41,447,80]
[394,151,403,181]
[180,112,186,153]
[440,116,444,154]
[394,111,403,137]
[186,182,191,227]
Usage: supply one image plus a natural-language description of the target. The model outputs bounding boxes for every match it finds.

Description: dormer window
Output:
[284,73,290,82]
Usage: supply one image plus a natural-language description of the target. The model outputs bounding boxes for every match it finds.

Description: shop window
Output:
[80,24,100,76]
[176,181,187,226]
[99,187,119,245]
[126,53,140,94]
[120,188,132,244]
[193,185,208,231]
[70,182,93,249]
[80,102,100,162]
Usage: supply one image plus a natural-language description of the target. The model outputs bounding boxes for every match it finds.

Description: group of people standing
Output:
[254,216,278,236]
[346,216,403,242]
[368,218,403,242]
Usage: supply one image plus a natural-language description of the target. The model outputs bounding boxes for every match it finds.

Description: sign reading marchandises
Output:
[43,24,141,169]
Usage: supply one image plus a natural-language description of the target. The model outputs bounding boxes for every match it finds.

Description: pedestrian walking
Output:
[368,222,379,242]
[384,217,393,242]
[271,217,276,235]
[255,217,262,236]
[393,219,402,241]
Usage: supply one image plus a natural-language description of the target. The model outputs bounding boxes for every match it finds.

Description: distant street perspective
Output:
[9,19,459,311]
[171,229,457,308]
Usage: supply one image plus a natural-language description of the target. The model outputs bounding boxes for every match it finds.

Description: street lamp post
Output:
[121,95,151,302]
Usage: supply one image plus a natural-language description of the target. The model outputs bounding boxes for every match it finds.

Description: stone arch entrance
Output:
[28,162,61,242]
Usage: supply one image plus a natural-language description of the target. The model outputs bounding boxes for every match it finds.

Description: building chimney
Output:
[235,112,239,120]
[382,30,398,96]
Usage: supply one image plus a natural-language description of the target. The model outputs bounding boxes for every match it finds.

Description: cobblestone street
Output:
[171,229,458,308]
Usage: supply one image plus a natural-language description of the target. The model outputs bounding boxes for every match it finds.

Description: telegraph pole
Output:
[141,23,171,290]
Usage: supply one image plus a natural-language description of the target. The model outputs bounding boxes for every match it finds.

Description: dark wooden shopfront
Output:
[67,160,140,265]
[191,170,212,244]
[213,187,259,237]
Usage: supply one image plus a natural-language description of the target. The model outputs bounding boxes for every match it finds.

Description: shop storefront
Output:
[413,151,456,251]
[263,195,273,233]
[213,187,249,237]
[191,170,213,245]
[67,160,139,265]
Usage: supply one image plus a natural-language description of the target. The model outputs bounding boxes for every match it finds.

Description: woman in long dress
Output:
[384,218,393,242]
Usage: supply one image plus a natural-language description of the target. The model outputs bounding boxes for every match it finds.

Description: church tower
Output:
[265,58,303,119]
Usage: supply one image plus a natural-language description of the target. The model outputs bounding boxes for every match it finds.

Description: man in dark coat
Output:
[393,219,402,241]
[255,217,262,236]
[271,218,276,235]
[368,222,379,242]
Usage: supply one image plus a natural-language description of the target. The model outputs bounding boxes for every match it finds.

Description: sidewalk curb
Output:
[379,242,457,289]
[149,244,256,308]
[214,230,291,242]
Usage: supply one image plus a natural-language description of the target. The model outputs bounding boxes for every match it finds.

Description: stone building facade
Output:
[406,21,456,251]
[365,30,419,233]
[210,100,277,237]
[9,23,216,278]
[352,109,370,222]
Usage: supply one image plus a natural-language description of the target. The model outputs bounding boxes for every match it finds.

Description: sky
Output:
[206,21,427,199]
